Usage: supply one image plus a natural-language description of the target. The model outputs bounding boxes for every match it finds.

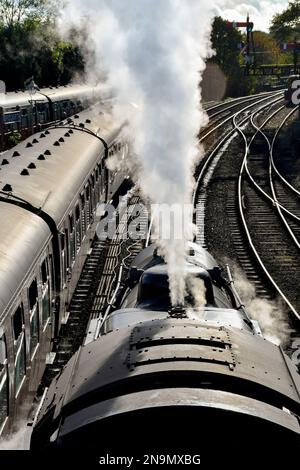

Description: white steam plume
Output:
[59,0,216,306]
[0,422,29,450]
[232,266,293,346]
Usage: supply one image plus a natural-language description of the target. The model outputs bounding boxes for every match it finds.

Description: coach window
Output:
[41,259,50,327]
[94,169,100,202]
[60,233,67,285]
[13,305,26,395]
[97,165,102,195]
[86,185,91,226]
[0,335,8,428]
[65,229,70,271]
[91,175,96,210]
[75,204,82,252]
[69,214,76,263]
[81,193,87,236]
[28,279,39,358]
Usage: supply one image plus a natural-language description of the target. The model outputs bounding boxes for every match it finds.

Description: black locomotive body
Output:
[30,243,300,450]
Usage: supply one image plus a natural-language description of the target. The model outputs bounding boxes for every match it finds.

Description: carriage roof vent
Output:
[67,118,73,124]
[12,151,20,157]
[32,138,39,144]
[20,169,30,176]
[59,137,65,143]
[69,129,74,134]
[40,133,46,138]
[28,163,36,169]
[26,142,33,148]
[74,115,79,119]
[45,130,50,135]
[2,184,12,192]
[1,159,9,165]
[44,150,51,155]
[53,141,60,146]
[38,154,46,160]
[86,119,91,124]
[79,123,85,128]
[64,132,70,137]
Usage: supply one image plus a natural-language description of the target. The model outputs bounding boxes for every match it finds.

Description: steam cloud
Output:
[59,0,216,305]
[232,266,293,346]
[0,423,29,450]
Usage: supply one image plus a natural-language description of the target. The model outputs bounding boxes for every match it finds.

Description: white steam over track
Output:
[59,0,217,306]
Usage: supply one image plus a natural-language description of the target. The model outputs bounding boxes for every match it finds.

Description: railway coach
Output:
[0,106,129,436]
[0,83,106,146]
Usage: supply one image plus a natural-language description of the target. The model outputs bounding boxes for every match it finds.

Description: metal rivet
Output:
[28,163,36,169]
[2,184,12,192]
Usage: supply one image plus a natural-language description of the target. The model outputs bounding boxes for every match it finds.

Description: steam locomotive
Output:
[0,105,129,438]
[30,242,300,451]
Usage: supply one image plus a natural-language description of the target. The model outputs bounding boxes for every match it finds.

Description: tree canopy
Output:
[0,0,59,27]
[210,17,256,96]
[270,1,300,41]
[0,0,84,90]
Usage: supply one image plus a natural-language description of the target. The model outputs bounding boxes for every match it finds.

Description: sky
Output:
[217,0,289,31]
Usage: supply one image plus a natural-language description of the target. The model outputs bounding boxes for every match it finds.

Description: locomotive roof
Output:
[131,243,219,273]
[0,108,123,226]
[35,317,300,438]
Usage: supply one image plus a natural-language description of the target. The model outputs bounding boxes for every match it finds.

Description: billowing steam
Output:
[59,0,216,305]
[0,423,29,450]
[232,266,293,346]
[186,276,206,320]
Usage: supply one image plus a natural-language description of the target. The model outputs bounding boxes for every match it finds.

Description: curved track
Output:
[195,90,300,325]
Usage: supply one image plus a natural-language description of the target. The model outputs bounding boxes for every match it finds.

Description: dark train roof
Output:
[32,317,300,446]
[131,242,220,272]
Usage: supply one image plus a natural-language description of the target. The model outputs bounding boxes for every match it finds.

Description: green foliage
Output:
[270,1,300,42]
[7,130,22,146]
[0,0,84,90]
[210,17,255,97]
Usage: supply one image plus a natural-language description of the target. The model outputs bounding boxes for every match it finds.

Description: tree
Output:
[0,0,84,90]
[210,17,255,97]
[270,1,300,42]
[252,31,286,66]
[0,0,59,28]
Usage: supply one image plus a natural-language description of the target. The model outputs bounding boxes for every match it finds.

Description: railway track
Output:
[194,90,300,365]
[40,191,147,388]
[238,104,300,319]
